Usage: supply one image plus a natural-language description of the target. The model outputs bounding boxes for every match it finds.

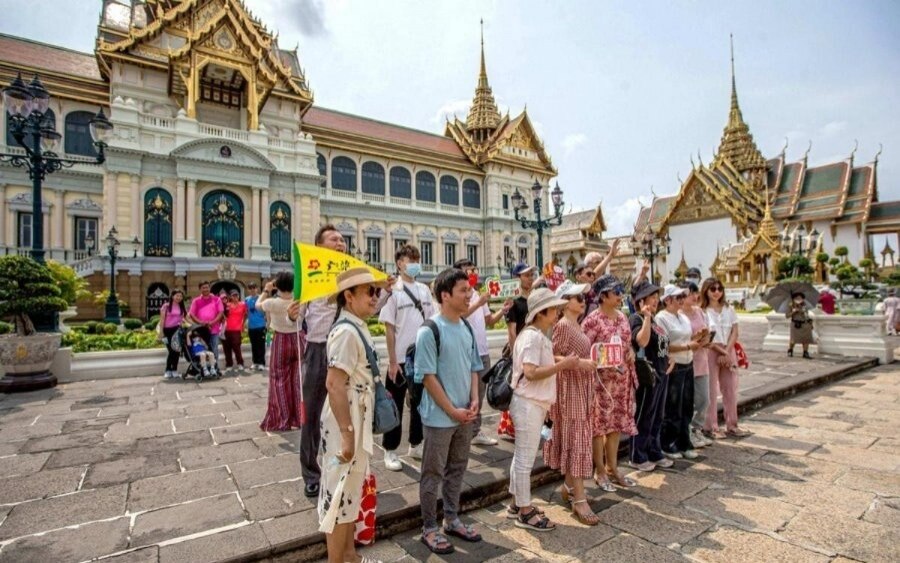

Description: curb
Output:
[247,356,880,562]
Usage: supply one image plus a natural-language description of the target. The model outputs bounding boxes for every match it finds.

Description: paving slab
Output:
[240,479,312,520]
[781,509,900,562]
[0,484,126,541]
[0,465,85,504]
[130,493,246,546]
[83,454,177,488]
[127,466,237,512]
[682,526,830,563]
[863,498,900,528]
[682,487,800,531]
[0,452,49,477]
[0,516,129,563]
[230,454,303,489]
[178,439,263,470]
[834,467,900,497]
[581,533,686,562]
[158,523,270,563]
[596,497,714,546]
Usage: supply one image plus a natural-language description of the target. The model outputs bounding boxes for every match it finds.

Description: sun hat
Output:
[327,267,388,303]
[453,258,475,270]
[661,284,688,301]
[525,288,568,324]
[686,267,702,278]
[632,281,661,303]
[593,274,623,296]
[511,262,536,277]
[555,280,590,298]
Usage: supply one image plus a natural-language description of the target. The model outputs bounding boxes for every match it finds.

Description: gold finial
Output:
[803,140,812,163]
[781,136,789,157]
[874,143,883,165]
[698,148,703,165]
[650,185,657,198]
[690,154,695,169]
[465,18,501,140]
[850,139,858,162]
[716,34,766,175]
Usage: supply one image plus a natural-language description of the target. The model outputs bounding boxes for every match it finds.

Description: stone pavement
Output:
[336,364,900,563]
[0,321,886,562]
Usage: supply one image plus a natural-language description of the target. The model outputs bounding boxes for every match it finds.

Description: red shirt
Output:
[819,292,835,315]
[225,302,247,331]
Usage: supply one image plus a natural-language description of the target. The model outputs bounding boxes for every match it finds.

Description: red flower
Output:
[308,259,321,270]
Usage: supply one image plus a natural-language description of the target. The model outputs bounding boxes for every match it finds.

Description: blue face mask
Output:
[405,262,422,278]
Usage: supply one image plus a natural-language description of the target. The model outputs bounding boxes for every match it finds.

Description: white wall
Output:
[669,217,737,277]
[833,225,866,265]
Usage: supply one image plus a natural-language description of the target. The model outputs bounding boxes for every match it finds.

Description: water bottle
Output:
[540,424,552,441]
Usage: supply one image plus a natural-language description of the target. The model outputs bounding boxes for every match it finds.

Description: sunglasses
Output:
[584,271,596,278]
[356,285,382,298]
[709,286,724,293]
[567,294,585,303]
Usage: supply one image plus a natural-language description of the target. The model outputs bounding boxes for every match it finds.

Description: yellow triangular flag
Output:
[292,241,388,303]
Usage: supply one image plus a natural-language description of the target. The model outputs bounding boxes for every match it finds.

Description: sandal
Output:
[444,520,482,542]
[420,530,455,554]
[594,474,616,493]
[506,503,544,519]
[570,498,600,526]
[610,473,637,488]
[515,507,556,532]
[560,484,572,504]
[726,427,752,438]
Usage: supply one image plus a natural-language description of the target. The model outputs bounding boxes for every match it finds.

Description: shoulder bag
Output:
[333,320,400,435]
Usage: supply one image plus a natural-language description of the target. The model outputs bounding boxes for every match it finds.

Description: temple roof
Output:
[714,36,767,174]
[465,21,501,134]
[0,33,102,81]
[866,201,900,234]
[557,206,606,233]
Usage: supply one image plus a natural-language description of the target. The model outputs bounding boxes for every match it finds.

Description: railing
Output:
[361,193,385,204]
[267,138,296,151]
[416,201,436,210]
[71,255,99,277]
[139,114,174,128]
[197,123,250,142]
[463,207,482,216]
[440,203,459,213]
[330,189,356,200]
[389,196,411,206]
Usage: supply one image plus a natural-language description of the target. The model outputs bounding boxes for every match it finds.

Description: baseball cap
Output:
[511,262,536,277]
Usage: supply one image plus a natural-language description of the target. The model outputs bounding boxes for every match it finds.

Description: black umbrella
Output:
[765,281,820,313]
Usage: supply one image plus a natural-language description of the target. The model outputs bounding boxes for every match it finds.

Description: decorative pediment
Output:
[335,221,356,235]
[171,139,276,170]
[7,192,51,212]
[665,177,731,226]
[443,232,460,242]
[465,233,482,243]
[418,229,436,241]
[391,226,411,236]
[66,198,103,217]
[363,224,385,235]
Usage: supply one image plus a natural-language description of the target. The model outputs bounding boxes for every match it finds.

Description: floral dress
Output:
[582,309,638,436]
[317,311,375,534]
[543,318,595,478]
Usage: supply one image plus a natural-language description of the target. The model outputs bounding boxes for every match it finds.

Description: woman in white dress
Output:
[318,267,387,563]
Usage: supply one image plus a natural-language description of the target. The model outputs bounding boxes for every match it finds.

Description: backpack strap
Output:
[333,319,380,380]
[401,284,427,320]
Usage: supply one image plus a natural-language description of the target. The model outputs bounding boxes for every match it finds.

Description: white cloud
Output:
[431,99,471,126]
[562,133,588,157]
[605,196,647,237]
[818,120,847,138]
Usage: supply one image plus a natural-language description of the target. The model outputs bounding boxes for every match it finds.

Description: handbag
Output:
[333,320,400,435]
[485,355,514,410]
[733,341,750,369]
[634,347,657,388]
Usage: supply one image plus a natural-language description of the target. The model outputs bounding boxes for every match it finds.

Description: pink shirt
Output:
[685,307,709,377]
[225,302,247,332]
[189,294,225,335]
[160,303,184,329]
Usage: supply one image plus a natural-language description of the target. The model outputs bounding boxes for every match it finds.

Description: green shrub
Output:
[101,322,119,334]
[144,321,157,330]
[46,260,91,305]
[84,320,99,334]
[61,331,163,353]
[122,318,144,330]
[149,315,160,326]
[0,321,13,334]
[0,255,69,336]
[368,323,385,337]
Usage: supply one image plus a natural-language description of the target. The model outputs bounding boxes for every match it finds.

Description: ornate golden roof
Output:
[713,36,766,174]
[464,20,501,140]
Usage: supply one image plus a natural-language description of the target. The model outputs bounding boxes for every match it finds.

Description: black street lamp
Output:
[511,180,564,270]
[131,235,141,258]
[104,226,121,324]
[632,228,670,282]
[0,73,113,264]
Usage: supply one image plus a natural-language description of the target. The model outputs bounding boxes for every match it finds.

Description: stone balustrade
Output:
[762,312,894,364]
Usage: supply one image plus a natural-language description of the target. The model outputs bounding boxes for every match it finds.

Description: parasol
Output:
[764,281,820,313]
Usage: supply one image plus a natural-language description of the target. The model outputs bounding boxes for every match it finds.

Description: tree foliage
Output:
[776,256,814,281]
[0,256,69,336]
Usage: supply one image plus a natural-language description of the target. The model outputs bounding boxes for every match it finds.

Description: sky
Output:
[2,0,898,237]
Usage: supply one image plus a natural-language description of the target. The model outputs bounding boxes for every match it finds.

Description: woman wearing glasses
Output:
[544,280,601,525]
[582,275,639,490]
[700,278,751,438]
[655,284,701,460]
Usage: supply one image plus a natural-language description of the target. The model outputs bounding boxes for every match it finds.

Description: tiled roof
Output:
[0,33,101,81]
[304,107,467,158]
[791,162,849,220]
[558,208,598,231]
[648,196,676,227]
[867,200,900,233]
[634,207,651,233]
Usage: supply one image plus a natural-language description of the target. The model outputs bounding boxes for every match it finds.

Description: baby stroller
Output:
[179,324,222,381]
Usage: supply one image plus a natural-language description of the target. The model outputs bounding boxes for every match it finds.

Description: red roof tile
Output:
[304,107,466,158]
[0,33,101,81]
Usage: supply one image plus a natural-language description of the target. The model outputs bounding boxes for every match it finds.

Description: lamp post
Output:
[131,235,141,259]
[1,73,113,264]
[632,228,670,282]
[511,181,564,271]
[780,225,817,278]
[104,227,121,324]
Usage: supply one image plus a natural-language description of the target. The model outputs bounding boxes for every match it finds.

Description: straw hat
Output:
[525,288,568,324]
[327,267,388,303]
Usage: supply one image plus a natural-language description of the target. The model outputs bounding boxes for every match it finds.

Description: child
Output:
[191,336,217,376]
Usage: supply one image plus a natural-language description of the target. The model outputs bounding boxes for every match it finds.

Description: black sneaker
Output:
[304,482,320,498]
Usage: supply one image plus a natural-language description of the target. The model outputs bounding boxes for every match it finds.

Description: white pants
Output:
[508,394,548,508]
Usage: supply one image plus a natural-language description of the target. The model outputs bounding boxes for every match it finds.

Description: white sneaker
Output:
[691,431,709,449]
[408,443,424,460]
[383,450,402,471]
[628,460,656,472]
[663,451,683,460]
[472,432,498,446]
[238,365,246,373]
[163,371,172,379]
[654,457,675,468]
[683,449,699,460]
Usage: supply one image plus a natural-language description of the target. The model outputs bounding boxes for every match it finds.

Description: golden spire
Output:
[465,19,501,143]
[716,34,766,174]
[758,185,779,241]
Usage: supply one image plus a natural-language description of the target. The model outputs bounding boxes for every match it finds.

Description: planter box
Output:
[763,313,893,364]
[56,331,511,383]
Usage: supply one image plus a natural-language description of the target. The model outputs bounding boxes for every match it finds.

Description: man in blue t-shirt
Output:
[414,268,483,554]
[244,282,268,371]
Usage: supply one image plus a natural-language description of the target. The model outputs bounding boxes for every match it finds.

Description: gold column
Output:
[186,180,197,241]
[0,184,6,248]
[175,179,186,240]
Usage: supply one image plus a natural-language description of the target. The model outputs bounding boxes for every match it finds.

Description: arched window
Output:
[332,156,357,191]
[7,109,55,148]
[361,161,385,195]
[389,166,411,199]
[415,171,436,202]
[316,153,327,177]
[143,187,173,257]
[270,201,291,262]
[462,179,481,209]
[201,190,244,257]
[440,175,459,206]
[64,111,98,157]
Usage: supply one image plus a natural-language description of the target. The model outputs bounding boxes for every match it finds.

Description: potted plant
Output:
[46,260,91,333]
[0,255,69,392]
